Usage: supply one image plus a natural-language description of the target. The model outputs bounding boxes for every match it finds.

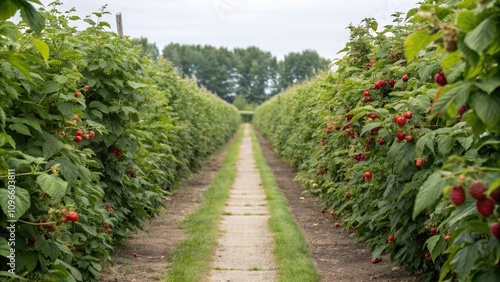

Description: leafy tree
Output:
[131,36,159,60]
[234,46,278,104]
[277,50,330,92]
[162,44,328,104]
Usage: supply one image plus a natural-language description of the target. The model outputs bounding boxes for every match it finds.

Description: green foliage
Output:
[255,2,500,281]
[0,3,239,281]
[162,44,330,103]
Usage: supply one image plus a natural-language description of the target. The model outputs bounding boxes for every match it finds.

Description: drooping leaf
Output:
[450,242,481,279]
[32,38,49,62]
[473,91,500,130]
[464,17,498,55]
[0,187,30,220]
[36,174,68,201]
[426,235,446,261]
[405,29,438,62]
[413,171,449,219]
[42,139,64,159]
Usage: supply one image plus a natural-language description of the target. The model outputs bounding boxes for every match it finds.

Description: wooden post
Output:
[116,13,123,38]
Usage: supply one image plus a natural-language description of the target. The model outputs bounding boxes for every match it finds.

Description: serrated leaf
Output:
[58,157,79,184]
[4,52,31,78]
[16,251,38,273]
[436,135,454,155]
[89,101,109,113]
[10,116,42,133]
[464,17,498,55]
[127,81,148,89]
[432,82,471,115]
[0,237,9,257]
[54,74,68,84]
[32,38,49,62]
[0,187,30,220]
[18,0,45,33]
[476,77,500,94]
[413,171,449,219]
[42,139,64,159]
[371,244,386,259]
[405,29,438,62]
[426,235,445,261]
[0,107,5,130]
[360,122,380,136]
[36,174,67,201]
[456,10,478,32]
[416,131,435,156]
[54,259,83,281]
[0,133,16,148]
[465,219,490,234]
[41,241,60,261]
[472,268,500,282]
[473,91,500,130]
[9,123,31,136]
[451,242,481,279]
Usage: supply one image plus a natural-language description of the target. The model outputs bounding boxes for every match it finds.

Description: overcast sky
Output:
[38,0,418,60]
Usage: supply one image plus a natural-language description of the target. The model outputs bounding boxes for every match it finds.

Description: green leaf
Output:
[16,251,38,273]
[416,131,435,156]
[413,171,449,219]
[18,0,45,33]
[472,268,500,282]
[41,241,60,261]
[451,242,481,279]
[36,174,68,201]
[54,259,83,281]
[58,157,79,184]
[8,123,31,136]
[42,139,64,159]
[0,187,31,220]
[426,235,445,261]
[456,10,478,32]
[0,107,6,131]
[32,38,49,62]
[405,29,438,62]
[488,177,500,194]
[10,116,42,133]
[360,122,381,136]
[476,77,500,94]
[465,219,490,234]
[371,244,386,259]
[432,82,471,115]
[0,237,10,257]
[54,74,68,84]
[3,52,31,78]
[0,133,16,148]
[89,101,109,113]
[436,134,454,155]
[473,91,500,130]
[464,17,498,55]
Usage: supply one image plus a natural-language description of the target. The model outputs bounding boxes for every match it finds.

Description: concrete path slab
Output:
[207,125,277,282]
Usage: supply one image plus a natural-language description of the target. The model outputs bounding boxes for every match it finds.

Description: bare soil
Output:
[101,127,422,282]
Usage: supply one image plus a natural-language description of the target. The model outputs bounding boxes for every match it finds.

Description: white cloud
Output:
[39,0,418,59]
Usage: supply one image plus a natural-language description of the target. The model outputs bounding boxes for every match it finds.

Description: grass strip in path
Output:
[164,126,244,282]
[249,127,320,282]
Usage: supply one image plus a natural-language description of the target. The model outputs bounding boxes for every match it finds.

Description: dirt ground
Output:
[101,127,422,282]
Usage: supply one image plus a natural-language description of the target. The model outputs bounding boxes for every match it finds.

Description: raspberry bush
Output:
[255,1,500,281]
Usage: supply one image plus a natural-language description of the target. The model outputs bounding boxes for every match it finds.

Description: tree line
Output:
[132,38,331,104]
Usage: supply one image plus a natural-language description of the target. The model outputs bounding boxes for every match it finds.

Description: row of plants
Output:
[254,0,500,281]
[0,2,240,281]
